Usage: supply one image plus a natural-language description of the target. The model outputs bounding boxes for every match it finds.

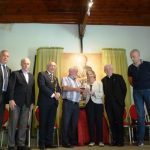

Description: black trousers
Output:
[86,99,104,143]
[39,103,57,146]
[105,101,124,144]
[0,92,6,130]
[61,99,79,145]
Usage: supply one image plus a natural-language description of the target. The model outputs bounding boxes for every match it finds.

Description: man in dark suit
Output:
[0,50,11,139]
[101,64,127,146]
[8,58,35,150]
[37,61,61,149]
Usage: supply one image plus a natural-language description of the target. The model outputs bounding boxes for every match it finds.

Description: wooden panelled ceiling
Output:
[0,0,150,26]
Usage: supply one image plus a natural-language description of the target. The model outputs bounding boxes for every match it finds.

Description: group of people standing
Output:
[0,48,150,150]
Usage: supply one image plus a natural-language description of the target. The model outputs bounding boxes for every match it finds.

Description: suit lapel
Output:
[6,66,10,77]
[19,70,28,84]
[45,71,50,81]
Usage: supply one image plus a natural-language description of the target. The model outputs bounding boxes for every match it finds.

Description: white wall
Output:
[0,23,150,72]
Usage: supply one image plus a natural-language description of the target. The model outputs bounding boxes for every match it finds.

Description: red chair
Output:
[129,104,138,143]
[0,107,9,147]
[123,109,132,144]
[35,106,59,147]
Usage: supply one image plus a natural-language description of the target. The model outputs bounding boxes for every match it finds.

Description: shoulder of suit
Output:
[12,70,20,74]
[101,76,106,81]
[113,74,123,80]
[38,71,46,75]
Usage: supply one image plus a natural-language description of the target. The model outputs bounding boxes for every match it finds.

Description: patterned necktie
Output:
[3,65,8,91]
[49,73,54,82]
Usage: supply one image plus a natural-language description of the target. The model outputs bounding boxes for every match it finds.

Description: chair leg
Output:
[56,129,59,147]
[37,129,39,147]
[0,131,4,147]
[28,129,30,147]
[128,127,132,144]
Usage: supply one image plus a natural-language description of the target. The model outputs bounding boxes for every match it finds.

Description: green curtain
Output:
[34,47,64,129]
[101,48,131,110]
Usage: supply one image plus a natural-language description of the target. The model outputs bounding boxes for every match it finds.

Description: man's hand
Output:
[55,92,61,100]
[9,100,16,110]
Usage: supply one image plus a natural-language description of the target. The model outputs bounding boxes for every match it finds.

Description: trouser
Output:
[61,99,79,145]
[133,89,150,143]
[38,103,57,146]
[0,92,6,130]
[8,105,30,147]
[86,99,104,143]
[105,101,124,144]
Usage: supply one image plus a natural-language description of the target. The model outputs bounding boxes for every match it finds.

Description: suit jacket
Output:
[37,71,61,106]
[101,73,127,107]
[8,70,35,107]
[0,65,11,103]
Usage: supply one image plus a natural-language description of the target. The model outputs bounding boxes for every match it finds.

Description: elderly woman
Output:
[83,70,104,147]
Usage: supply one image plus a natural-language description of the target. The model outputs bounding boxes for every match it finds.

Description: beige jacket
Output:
[84,80,104,104]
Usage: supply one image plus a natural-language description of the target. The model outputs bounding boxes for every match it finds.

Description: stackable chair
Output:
[123,108,132,144]
[0,107,9,147]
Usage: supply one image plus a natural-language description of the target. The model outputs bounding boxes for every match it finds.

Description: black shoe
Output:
[62,144,73,148]
[8,147,15,150]
[117,143,124,147]
[17,146,28,150]
[45,145,57,148]
[39,146,45,150]
[110,142,118,146]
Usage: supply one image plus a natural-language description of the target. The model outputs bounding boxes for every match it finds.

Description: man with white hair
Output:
[37,61,61,149]
[102,64,127,146]
[128,49,150,146]
[8,58,35,150]
[61,66,83,148]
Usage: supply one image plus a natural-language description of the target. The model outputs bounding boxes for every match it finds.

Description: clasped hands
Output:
[54,92,61,100]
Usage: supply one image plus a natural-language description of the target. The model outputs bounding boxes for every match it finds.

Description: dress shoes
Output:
[110,142,118,146]
[39,145,45,150]
[45,144,57,148]
[62,143,73,148]
[117,143,124,147]
[17,146,30,150]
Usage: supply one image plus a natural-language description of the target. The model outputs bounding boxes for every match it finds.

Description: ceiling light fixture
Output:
[87,0,93,16]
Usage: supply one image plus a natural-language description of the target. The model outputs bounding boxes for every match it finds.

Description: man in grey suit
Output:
[0,50,11,149]
[8,58,35,150]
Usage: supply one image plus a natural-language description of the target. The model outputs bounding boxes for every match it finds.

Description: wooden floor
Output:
[31,144,150,150]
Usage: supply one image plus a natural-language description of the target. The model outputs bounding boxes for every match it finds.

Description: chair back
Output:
[129,104,138,121]
[35,106,39,122]
[2,107,9,126]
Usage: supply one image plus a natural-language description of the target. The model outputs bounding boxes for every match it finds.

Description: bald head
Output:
[69,66,78,78]
[21,57,30,72]
[47,61,57,73]
[104,64,113,77]
[130,49,141,65]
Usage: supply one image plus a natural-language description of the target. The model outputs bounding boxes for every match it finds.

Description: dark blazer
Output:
[37,71,61,106]
[0,65,11,103]
[101,73,127,107]
[8,70,35,107]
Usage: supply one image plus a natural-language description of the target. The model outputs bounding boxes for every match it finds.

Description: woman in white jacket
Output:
[83,69,104,147]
